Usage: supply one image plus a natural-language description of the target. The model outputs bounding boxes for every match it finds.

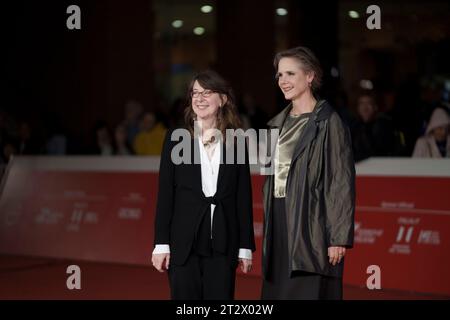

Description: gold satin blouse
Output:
[273,111,311,198]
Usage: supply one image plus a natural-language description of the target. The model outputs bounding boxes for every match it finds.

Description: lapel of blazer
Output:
[192,137,203,193]
[217,140,227,190]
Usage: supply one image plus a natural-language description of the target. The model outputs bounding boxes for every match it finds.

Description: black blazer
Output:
[154,128,256,267]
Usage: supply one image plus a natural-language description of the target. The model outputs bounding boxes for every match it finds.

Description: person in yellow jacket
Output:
[133,112,167,155]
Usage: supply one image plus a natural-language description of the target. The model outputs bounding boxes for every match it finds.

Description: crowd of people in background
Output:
[1,81,449,175]
[348,85,450,161]
[87,101,167,157]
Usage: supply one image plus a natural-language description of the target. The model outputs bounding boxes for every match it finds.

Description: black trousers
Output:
[168,250,236,300]
[261,197,342,300]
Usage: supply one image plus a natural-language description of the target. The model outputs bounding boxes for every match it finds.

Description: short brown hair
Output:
[184,70,241,139]
[273,46,323,92]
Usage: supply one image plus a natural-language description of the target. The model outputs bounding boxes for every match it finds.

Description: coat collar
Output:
[267,103,292,128]
[267,100,334,164]
[267,99,332,128]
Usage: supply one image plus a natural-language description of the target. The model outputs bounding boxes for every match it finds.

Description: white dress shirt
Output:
[153,138,252,260]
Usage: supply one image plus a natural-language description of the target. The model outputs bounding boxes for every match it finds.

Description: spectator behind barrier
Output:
[122,100,143,146]
[89,121,114,156]
[412,107,450,158]
[351,92,397,162]
[114,124,133,155]
[133,112,167,155]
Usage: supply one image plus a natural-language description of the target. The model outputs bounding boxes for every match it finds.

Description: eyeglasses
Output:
[191,90,215,99]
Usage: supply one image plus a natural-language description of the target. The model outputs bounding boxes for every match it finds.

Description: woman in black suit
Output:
[151,70,255,300]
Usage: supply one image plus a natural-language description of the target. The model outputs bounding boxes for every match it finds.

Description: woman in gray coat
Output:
[261,46,355,300]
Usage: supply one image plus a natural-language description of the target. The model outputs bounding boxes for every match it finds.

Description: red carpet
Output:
[0,255,447,300]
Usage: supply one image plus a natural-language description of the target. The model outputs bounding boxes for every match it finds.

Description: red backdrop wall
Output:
[0,157,449,295]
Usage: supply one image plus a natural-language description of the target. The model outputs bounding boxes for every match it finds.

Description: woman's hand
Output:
[328,246,346,266]
[239,258,252,273]
[152,253,170,272]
